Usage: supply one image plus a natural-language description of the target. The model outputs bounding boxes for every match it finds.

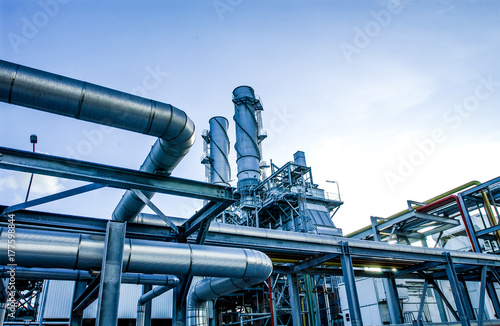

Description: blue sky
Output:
[1,0,499,234]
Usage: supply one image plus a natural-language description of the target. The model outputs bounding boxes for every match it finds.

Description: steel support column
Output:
[69,281,87,326]
[96,220,126,326]
[478,266,488,326]
[383,276,403,324]
[460,280,476,320]
[141,284,153,326]
[444,253,471,326]
[486,282,500,319]
[415,280,428,326]
[434,286,449,323]
[340,242,363,326]
[287,273,302,326]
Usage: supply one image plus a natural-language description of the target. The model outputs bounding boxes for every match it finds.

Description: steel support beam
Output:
[0,147,235,202]
[291,253,340,273]
[418,271,460,321]
[1,183,106,215]
[96,220,126,326]
[486,282,500,319]
[339,242,363,326]
[478,266,488,326]
[140,284,153,326]
[70,281,87,326]
[287,273,302,326]
[179,201,232,241]
[73,274,101,313]
[444,253,471,326]
[415,279,428,326]
[457,194,481,252]
[383,277,403,324]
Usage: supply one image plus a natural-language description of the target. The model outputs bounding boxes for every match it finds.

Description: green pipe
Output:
[347,180,481,238]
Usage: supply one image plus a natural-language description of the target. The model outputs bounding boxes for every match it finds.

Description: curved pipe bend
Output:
[0,60,195,221]
[186,250,273,326]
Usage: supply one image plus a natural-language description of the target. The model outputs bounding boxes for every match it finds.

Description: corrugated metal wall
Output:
[41,280,173,320]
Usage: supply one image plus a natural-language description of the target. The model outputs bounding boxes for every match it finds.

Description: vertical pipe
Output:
[233,86,261,197]
[209,117,231,186]
[96,221,126,326]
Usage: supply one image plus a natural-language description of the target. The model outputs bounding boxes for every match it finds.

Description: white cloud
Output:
[0,173,64,197]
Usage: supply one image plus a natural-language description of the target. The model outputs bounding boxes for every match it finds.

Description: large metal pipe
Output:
[136,277,180,326]
[186,250,272,326]
[233,86,261,195]
[209,117,231,186]
[0,227,270,277]
[0,266,179,285]
[0,60,195,221]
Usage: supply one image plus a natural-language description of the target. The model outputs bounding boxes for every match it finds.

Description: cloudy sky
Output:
[1,0,499,234]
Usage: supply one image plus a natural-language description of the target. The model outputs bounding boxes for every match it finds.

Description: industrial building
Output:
[1,59,500,326]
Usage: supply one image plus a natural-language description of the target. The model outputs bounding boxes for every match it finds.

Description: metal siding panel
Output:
[42,280,75,319]
[151,287,173,318]
[41,282,172,320]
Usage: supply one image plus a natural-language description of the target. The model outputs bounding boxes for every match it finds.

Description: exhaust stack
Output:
[233,86,262,196]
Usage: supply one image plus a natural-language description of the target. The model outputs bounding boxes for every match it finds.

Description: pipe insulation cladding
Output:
[0,60,195,221]
[0,227,272,278]
[233,86,261,194]
[186,249,272,326]
[209,116,231,186]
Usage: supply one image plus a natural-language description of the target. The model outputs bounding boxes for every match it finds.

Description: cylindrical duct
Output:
[0,227,269,277]
[0,60,195,222]
[209,117,230,186]
[233,86,261,194]
[186,250,272,326]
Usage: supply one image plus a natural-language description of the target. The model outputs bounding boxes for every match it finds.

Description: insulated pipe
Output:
[481,191,500,244]
[207,222,500,264]
[209,117,231,186]
[233,86,261,194]
[0,60,195,221]
[415,195,477,252]
[347,180,481,238]
[0,266,179,285]
[0,227,271,278]
[186,250,272,326]
[136,277,180,326]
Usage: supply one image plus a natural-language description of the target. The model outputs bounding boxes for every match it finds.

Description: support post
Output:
[287,273,302,326]
[383,276,403,325]
[70,281,87,326]
[414,280,428,326]
[339,242,363,326]
[443,253,471,326]
[478,266,487,326]
[96,220,126,326]
[142,284,153,326]
[486,281,500,319]
[434,286,449,323]
[459,280,476,320]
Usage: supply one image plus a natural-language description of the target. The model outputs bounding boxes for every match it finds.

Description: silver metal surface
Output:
[186,250,272,326]
[0,227,272,276]
[209,117,231,186]
[233,86,261,194]
[0,60,195,222]
[137,277,179,326]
